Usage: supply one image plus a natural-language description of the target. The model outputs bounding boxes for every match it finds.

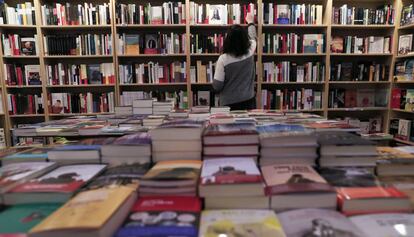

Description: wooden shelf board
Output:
[47,84,115,88]
[392,109,414,114]
[0,24,36,29]
[396,54,414,59]
[6,85,43,88]
[399,24,414,30]
[328,107,388,111]
[49,113,114,117]
[3,56,39,59]
[393,80,414,84]
[331,53,393,57]
[281,109,324,112]
[190,24,248,28]
[394,138,414,146]
[9,114,45,118]
[116,24,186,28]
[118,54,186,58]
[41,25,111,29]
[120,83,187,86]
[262,24,327,28]
[331,24,394,29]
[44,55,113,59]
[262,82,325,85]
[329,81,390,84]
[262,53,326,57]
[191,83,213,85]
[191,53,221,56]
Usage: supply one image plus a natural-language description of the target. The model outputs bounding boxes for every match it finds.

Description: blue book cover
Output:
[4,147,53,160]
[257,124,307,134]
[51,145,101,151]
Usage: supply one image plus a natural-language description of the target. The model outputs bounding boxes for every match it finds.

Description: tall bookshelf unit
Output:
[0,0,412,146]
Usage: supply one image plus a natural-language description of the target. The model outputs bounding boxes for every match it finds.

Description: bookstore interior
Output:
[1,0,414,236]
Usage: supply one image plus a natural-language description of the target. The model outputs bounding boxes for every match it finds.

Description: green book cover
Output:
[0,203,61,234]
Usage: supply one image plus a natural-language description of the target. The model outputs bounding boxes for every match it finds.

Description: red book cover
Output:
[345,90,357,108]
[391,88,401,109]
[9,164,105,194]
[12,95,17,115]
[203,123,258,136]
[132,196,201,212]
[28,95,33,114]
[16,67,23,86]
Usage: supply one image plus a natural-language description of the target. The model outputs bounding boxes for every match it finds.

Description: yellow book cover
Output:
[199,209,286,237]
[143,160,202,180]
[377,146,414,160]
[29,186,135,233]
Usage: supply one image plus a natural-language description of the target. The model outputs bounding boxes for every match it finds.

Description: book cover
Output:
[142,160,202,181]
[144,34,158,54]
[316,131,374,146]
[398,34,413,55]
[10,164,106,193]
[150,6,163,24]
[157,119,204,129]
[203,123,258,136]
[49,144,101,151]
[350,213,414,237]
[87,64,103,84]
[124,34,139,55]
[111,132,151,145]
[20,37,36,55]
[25,65,41,85]
[331,36,344,53]
[262,164,334,195]
[337,186,407,200]
[200,158,262,185]
[199,210,286,237]
[278,208,364,237]
[197,91,210,106]
[405,89,414,111]
[208,5,226,24]
[4,147,54,160]
[0,162,56,192]
[0,203,61,235]
[356,89,375,107]
[345,90,357,108]
[29,186,135,233]
[257,124,311,138]
[377,146,414,163]
[116,196,201,237]
[397,119,412,141]
[391,88,402,109]
[318,167,379,187]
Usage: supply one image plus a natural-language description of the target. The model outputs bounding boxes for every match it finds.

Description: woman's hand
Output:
[245,11,254,24]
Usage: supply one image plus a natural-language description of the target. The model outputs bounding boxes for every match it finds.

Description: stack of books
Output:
[153,101,174,115]
[203,123,259,161]
[149,119,204,161]
[47,145,101,164]
[189,106,210,119]
[142,115,165,127]
[317,131,378,168]
[376,146,414,177]
[139,160,202,196]
[262,164,337,211]
[199,157,267,209]
[258,124,318,166]
[132,99,153,115]
[101,133,151,166]
[210,106,230,114]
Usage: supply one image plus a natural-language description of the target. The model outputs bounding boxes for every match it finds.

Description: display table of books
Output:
[1,109,414,237]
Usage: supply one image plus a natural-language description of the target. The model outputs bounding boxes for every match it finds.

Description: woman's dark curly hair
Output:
[223,24,251,57]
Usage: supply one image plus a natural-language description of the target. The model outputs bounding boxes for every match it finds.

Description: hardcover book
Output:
[350,213,414,237]
[199,210,286,237]
[3,147,54,164]
[116,196,201,237]
[318,167,379,187]
[278,208,364,237]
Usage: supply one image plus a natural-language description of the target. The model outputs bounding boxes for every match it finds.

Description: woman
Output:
[212,12,256,110]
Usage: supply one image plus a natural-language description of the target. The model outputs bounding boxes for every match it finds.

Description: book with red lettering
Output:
[337,187,412,216]
[115,196,201,237]
[199,158,264,197]
[3,164,106,205]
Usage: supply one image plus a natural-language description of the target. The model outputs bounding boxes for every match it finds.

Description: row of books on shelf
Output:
[190,61,215,84]
[193,90,219,107]
[398,34,414,55]
[47,63,115,85]
[328,88,387,108]
[116,2,186,25]
[189,3,256,25]
[4,64,41,86]
[263,61,325,83]
[43,34,112,56]
[119,62,186,84]
[401,4,414,26]
[0,2,35,25]
[190,34,224,54]
[0,128,4,149]
[390,118,414,142]
[391,88,414,112]
[118,33,185,55]
[120,91,188,110]
[262,4,323,25]
[49,92,115,114]
[341,116,383,135]
[7,93,44,115]
[261,89,322,111]
[395,59,414,82]
[331,35,391,54]
[41,3,111,26]
[262,33,324,54]
[330,62,389,82]
[332,4,394,25]
[1,34,37,56]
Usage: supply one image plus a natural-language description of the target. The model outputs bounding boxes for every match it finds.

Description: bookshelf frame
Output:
[0,0,410,146]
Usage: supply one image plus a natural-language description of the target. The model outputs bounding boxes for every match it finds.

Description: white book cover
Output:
[36,164,106,183]
[200,158,261,184]
[279,208,364,237]
[0,162,56,184]
[208,4,227,24]
[199,210,286,237]
[350,213,414,237]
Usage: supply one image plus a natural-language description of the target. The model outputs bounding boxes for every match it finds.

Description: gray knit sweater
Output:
[212,25,257,106]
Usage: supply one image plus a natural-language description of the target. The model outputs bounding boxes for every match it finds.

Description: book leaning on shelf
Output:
[262,4,323,25]
[117,33,185,55]
[332,4,394,25]
[43,34,112,56]
[41,2,111,26]
[116,2,186,25]
[263,61,325,83]
[190,33,224,54]
[262,33,325,54]
[261,89,322,111]
[49,92,115,114]
[391,88,414,112]
[119,61,186,84]
[330,62,389,81]
[331,35,391,54]
[390,118,414,142]
[7,93,44,115]
[0,2,36,25]
[1,34,37,56]
[398,34,413,55]
[4,64,41,86]
[189,2,256,25]
[328,88,387,108]
[401,4,414,26]
[394,59,414,81]
[46,63,115,85]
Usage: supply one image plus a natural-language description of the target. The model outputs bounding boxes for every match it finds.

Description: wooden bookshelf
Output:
[0,0,409,146]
